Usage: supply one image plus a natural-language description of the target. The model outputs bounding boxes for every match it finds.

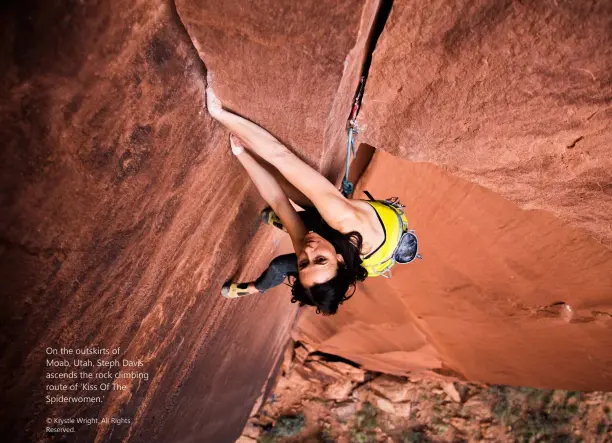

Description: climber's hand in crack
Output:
[206,72,224,119]
[229,134,245,156]
[206,86,223,119]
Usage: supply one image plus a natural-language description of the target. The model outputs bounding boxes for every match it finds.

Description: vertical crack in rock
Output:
[169,0,209,81]
[360,0,393,88]
[321,0,394,181]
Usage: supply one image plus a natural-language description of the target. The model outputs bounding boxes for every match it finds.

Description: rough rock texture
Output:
[357,0,612,246]
[175,0,381,182]
[0,0,381,442]
[243,342,612,442]
[294,152,612,391]
[2,0,612,441]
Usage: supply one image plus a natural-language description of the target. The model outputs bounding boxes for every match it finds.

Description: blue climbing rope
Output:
[341,126,356,197]
[340,76,366,198]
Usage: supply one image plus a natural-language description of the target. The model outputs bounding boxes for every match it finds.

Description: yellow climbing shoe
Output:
[260,207,286,232]
[221,281,252,299]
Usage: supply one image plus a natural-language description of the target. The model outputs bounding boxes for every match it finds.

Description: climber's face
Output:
[297,232,343,288]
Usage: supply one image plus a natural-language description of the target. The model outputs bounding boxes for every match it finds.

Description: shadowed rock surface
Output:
[357,0,612,246]
[0,0,379,441]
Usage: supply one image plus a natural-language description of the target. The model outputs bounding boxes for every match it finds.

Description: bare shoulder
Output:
[341,199,380,234]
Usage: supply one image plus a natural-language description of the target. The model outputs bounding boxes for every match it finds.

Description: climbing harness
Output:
[361,190,423,278]
[341,76,366,197]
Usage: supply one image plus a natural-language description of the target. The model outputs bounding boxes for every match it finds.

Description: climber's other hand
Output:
[229,134,245,156]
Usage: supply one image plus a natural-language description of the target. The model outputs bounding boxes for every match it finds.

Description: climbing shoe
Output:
[260,207,286,232]
[221,281,253,299]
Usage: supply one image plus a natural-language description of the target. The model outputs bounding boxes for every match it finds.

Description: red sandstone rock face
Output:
[3,0,612,441]
[0,0,383,441]
[0,1,300,442]
[357,0,612,246]
[294,152,612,391]
[175,0,380,181]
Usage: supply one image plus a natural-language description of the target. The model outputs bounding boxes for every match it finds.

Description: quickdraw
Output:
[341,76,366,197]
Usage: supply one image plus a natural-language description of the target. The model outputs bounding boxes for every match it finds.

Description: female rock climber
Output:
[206,80,419,315]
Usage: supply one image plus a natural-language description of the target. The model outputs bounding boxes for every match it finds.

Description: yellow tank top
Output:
[360,200,408,277]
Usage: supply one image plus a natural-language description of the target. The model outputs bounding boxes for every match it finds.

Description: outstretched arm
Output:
[207,85,359,233]
[230,136,308,254]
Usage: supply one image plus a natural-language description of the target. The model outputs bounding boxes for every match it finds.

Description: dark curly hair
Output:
[289,208,368,315]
